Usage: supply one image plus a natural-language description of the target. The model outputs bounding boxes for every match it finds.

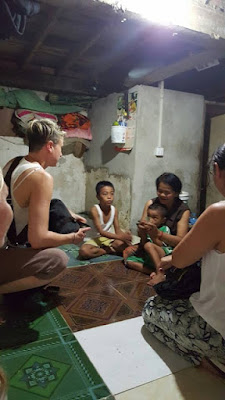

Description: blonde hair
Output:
[0,168,3,193]
[26,119,65,152]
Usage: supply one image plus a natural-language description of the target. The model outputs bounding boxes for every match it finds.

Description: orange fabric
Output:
[60,113,90,130]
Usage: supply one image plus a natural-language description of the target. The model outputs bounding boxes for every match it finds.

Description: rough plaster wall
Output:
[85,92,136,229]
[0,137,27,167]
[86,92,136,176]
[0,137,86,213]
[47,154,86,213]
[130,86,205,229]
[85,168,131,231]
[206,114,225,207]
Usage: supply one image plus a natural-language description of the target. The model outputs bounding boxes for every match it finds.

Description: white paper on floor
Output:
[75,316,191,395]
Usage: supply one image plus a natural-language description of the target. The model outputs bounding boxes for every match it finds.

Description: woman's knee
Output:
[35,248,68,280]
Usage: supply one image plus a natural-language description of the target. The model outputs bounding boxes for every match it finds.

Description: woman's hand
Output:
[159,255,173,271]
[73,227,91,244]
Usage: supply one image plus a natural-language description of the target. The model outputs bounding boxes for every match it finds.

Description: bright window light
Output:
[118,0,191,26]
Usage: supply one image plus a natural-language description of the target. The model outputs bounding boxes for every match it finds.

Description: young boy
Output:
[125,203,173,285]
[79,181,132,259]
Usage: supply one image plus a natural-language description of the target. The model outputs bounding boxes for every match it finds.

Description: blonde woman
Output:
[3,118,89,249]
[1,165,67,294]
[0,121,81,295]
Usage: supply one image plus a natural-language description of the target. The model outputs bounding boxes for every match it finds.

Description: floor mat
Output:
[53,260,155,332]
[58,244,122,267]
[0,290,113,400]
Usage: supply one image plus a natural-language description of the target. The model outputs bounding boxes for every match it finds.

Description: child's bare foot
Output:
[147,271,166,286]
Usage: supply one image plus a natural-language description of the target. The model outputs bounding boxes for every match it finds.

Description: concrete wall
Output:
[86,85,205,232]
[0,136,86,213]
[206,114,225,207]
[85,92,136,230]
[131,86,205,227]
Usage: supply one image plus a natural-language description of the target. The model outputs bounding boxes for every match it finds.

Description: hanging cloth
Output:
[0,0,40,39]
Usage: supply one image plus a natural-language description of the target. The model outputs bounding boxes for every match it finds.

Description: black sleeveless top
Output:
[152,197,189,236]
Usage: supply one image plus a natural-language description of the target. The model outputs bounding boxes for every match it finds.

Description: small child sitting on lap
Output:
[126,203,172,285]
[79,181,132,260]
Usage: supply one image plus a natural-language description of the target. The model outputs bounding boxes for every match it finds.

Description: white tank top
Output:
[190,249,225,339]
[11,157,43,235]
[94,204,115,235]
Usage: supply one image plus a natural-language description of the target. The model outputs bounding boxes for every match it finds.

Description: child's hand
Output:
[119,231,132,245]
[137,221,147,230]
[73,227,91,244]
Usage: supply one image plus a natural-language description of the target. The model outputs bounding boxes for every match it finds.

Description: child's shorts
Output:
[84,236,114,248]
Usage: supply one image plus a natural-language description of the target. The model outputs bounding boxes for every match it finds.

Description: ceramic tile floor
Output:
[3,256,225,400]
[115,367,225,400]
[0,302,112,400]
[75,317,191,395]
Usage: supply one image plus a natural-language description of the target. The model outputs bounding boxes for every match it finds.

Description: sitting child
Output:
[79,181,132,259]
[125,203,173,285]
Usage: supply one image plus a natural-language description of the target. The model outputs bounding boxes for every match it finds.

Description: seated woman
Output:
[0,167,68,295]
[125,173,190,274]
[3,118,89,249]
[143,144,225,375]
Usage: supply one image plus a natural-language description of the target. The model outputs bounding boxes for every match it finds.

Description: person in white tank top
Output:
[79,181,132,259]
[143,143,225,376]
[0,120,91,299]
[3,118,90,249]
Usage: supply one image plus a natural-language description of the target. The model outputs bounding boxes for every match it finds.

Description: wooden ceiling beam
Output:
[124,48,225,88]
[56,22,113,76]
[0,65,91,95]
[20,6,64,68]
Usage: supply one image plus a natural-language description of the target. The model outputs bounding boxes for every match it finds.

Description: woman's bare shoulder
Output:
[206,201,225,213]
[26,168,53,188]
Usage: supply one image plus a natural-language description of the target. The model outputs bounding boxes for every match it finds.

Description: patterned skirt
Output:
[142,295,225,365]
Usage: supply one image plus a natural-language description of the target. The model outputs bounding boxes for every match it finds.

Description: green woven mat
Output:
[0,290,113,400]
[59,244,122,268]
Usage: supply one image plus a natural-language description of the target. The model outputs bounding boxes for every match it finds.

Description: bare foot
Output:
[147,271,166,286]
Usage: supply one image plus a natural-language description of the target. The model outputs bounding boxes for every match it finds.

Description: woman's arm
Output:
[159,209,190,247]
[140,199,153,222]
[172,203,224,268]
[28,171,89,248]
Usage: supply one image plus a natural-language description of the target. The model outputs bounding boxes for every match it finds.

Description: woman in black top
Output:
[140,172,190,248]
